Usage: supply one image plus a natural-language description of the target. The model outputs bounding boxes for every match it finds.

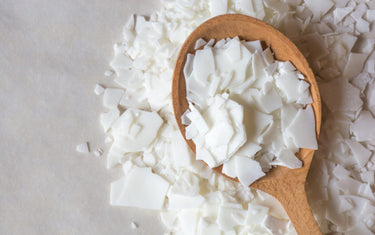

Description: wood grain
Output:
[172,14,322,235]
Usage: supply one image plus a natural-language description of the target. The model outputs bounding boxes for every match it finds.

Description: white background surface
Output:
[0,1,165,234]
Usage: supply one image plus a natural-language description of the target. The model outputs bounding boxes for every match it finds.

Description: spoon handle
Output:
[274,182,322,235]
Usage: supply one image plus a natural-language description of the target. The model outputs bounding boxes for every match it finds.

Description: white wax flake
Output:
[333,7,353,24]
[209,0,228,17]
[131,222,138,229]
[194,39,207,50]
[100,108,120,132]
[351,110,375,141]
[110,167,169,210]
[103,88,124,109]
[285,105,318,150]
[234,156,266,186]
[110,108,163,154]
[93,148,104,157]
[319,78,363,112]
[346,140,372,167]
[305,0,334,19]
[104,70,114,77]
[343,53,368,79]
[94,84,105,95]
[76,142,90,153]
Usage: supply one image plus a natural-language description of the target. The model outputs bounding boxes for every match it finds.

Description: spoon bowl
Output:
[172,14,322,235]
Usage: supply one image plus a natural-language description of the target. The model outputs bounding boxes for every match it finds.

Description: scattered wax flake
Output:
[100,108,120,132]
[305,0,334,20]
[346,140,372,168]
[104,135,113,144]
[131,221,138,229]
[110,167,169,210]
[351,72,371,92]
[76,142,90,153]
[351,110,375,141]
[103,88,124,109]
[93,148,104,157]
[319,78,363,112]
[110,108,163,153]
[333,7,354,24]
[94,84,105,95]
[104,70,114,77]
[286,105,318,150]
[343,53,368,79]
[209,0,228,17]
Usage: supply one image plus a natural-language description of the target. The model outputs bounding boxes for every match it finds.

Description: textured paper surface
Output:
[0,0,164,234]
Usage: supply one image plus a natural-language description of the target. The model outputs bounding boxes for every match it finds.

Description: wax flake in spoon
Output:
[183,37,317,186]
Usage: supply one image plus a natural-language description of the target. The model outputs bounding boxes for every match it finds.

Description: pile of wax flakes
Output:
[93,0,375,234]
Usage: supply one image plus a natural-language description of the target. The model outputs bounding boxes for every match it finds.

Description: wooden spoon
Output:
[172,14,322,235]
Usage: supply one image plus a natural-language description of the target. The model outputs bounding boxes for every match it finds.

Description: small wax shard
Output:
[103,88,124,109]
[76,142,90,153]
[209,0,228,17]
[93,148,104,157]
[285,105,317,150]
[110,167,169,209]
[100,108,120,132]
[131,222,138,229]
[94,84,105,95]
[104,69,114,77]
[351,111,375,141]
[110,108,163,153]
[194,39,207,50]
